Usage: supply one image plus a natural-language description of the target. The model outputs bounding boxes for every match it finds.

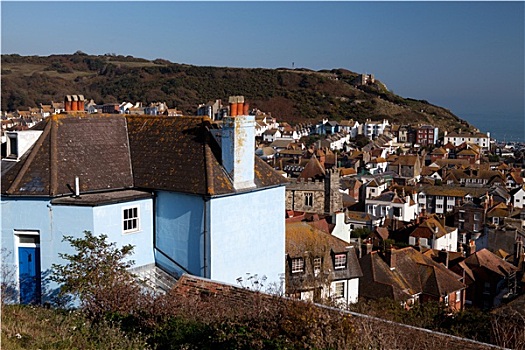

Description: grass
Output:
[1,304,148,350]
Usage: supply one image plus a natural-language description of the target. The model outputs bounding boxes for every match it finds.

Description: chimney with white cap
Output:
[221,96,255,190]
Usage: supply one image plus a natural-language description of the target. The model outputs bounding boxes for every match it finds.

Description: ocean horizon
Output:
[457,112,524,143]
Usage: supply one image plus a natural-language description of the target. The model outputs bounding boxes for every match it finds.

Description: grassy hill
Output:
[1,53,474,133]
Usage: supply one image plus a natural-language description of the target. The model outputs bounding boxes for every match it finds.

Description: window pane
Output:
[292,258,304,273]
[335,254,346,269]
[19,235,40,244]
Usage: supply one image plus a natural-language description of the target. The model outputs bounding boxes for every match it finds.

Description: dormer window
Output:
[291,258,304,273]
[334,253,346,270]
[7,134,18,159]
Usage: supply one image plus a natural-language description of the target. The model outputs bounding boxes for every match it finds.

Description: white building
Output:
[366,191,419,222]
[364,119,390,140]
[444,131,491,151]
[409,216,458,252]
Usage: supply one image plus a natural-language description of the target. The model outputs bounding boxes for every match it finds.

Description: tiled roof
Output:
[418,185,487,198]
[360,247,465,301]
[388,155,419,166]
[410,216,453,239]
[457,149,478,156]
[359,252,416,301]
[2,114,286,197]
[286,221,362,280]
[298,154,325,180]
[431,147,447,155]
[3,115,134,196]
[464,248,518,277]
[339,168,357,176]
[446,131,488,138]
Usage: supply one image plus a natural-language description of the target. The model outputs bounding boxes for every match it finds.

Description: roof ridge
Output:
[7,118,51,195]
[123,117,135,189]
[50,117,58,196]
[204,142,216,195]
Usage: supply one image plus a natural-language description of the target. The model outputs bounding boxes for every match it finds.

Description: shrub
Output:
[50,231,142,321]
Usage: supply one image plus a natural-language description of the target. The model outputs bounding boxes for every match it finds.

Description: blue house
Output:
[1,113,287,304]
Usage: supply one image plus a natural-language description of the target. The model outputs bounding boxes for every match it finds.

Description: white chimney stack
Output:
[222,96,255,190]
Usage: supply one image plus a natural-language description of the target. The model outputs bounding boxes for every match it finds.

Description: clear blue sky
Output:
[1,1,524,122]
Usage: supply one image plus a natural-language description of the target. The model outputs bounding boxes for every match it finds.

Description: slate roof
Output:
[2,114,286,198]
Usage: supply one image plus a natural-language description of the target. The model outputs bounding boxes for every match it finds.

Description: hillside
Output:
[1,53,474,133]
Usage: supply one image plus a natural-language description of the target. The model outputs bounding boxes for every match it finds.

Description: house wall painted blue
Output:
[209,186,285,286]
[2,113,287,303]
[155,191,205,277]
[154,186,286,287]
[1,195,155,303]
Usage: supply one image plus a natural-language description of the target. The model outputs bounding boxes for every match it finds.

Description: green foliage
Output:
[351,226,371,239]
[50,231,140,320]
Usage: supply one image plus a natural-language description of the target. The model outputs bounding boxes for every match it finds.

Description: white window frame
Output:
[334,281,345,298]
[334,253,347,270]
[313,257,322,276]
[122,206,140,234]
[291,257,304,273]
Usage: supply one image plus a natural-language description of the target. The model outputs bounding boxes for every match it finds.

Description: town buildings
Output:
[2,94,523,315]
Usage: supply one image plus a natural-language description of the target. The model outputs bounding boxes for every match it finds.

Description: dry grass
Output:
[1,304,148,350]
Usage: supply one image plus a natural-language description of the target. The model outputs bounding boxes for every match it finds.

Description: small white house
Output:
[366,191,419,222]
[286,221,362,306]
[512,186,525,209]
[409,216,458,252]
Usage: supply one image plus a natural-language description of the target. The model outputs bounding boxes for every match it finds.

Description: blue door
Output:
[19,247,41,304]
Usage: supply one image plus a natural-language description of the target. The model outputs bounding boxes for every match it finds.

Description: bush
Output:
[50,231,142,320]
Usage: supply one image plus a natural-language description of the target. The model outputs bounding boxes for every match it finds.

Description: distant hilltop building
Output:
[357,73,375,86]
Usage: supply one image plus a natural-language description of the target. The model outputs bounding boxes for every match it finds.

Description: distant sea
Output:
[458,112,524,143]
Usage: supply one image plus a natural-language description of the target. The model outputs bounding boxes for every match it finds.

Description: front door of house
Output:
[18,246,41,304]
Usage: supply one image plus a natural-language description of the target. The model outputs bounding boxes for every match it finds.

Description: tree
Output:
[51,231,141,320]
[351,226,371,239]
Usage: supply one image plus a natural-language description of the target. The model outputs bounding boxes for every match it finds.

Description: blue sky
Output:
[1,1,524,127]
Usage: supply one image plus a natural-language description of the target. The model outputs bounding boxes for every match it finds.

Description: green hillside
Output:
[1,53,473,132]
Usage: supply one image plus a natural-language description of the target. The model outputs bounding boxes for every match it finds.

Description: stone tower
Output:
[324,168,343,214]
